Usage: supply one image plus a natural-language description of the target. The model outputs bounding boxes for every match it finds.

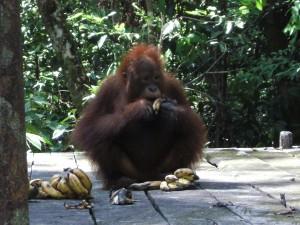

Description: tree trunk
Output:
[205,0,228,147]
[165,0,175,18]
[0,0,29,224]
[144,0,155,43]
[36,0,89,111]
[260,0,289,52]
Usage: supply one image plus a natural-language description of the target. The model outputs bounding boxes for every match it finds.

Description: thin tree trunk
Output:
[144,0,155,43]
[36,0,89,111]
[215,0,228,147]
[205,0,228,147]
[0,0,29,224]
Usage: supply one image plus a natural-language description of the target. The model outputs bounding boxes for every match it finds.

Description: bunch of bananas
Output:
[160,168,199,191]
[29,168,92,199]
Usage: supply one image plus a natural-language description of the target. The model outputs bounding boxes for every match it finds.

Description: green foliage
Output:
[22,0,300,150]
[285,0,300,41]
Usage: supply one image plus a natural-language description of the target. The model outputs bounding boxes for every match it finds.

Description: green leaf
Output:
[52,125,68,140]
[256,0,265,11]
[106,11,116,17]
[239,6,250,15]
[26,132,45,150]
[185,9,207,16]
[225,21,233,34]
[68,12,83,21]
[97,35,107,49]
[160,19,180,39]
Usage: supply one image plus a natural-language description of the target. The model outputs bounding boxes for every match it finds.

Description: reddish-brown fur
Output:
[72,44,206,189]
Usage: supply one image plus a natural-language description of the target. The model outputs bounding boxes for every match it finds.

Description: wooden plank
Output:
[28,152,78,179]
[27,151,300,225]
[29,199,93,225]
[196,161,300,225]
[248,149,300,178]
[205,149,300,211]
[91,182,166,225]
[286,149,300,160]
[74,153,166,225]
[149,187,249,225]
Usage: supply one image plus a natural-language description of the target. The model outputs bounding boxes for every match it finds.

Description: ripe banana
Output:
[70,168,92,192]
[165,174,178,183]
[67,172,89,197]
[50,176,61,189]
[153,98,162,114]
[57,177,75,198]
[174,168,194,178]
[37,187,49,199]
[176,178,191,187]
[49,174,61,183]
[182,174,199,181]
[169,182,178,188]
[160,181,170,191]
[41,181,65,199]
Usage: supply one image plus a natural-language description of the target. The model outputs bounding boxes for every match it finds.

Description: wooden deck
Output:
[28,148,300,225]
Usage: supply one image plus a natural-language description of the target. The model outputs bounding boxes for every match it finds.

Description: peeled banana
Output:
[153,98,162,114]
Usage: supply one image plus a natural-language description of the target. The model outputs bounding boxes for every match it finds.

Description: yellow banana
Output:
[56,177,75,198]
[70,168,92,192]
[37,187,49,199]
[50,176,61,189]
[182,174,199,181]
[176,178,191,187]
[49,174,61,183]
[41,181,65,199]
[167,182,178,189]
[152,98,162,114]
[165,174,178,183]
[174,168,194,178]
[67,172,89,197]
[160,181,170,191]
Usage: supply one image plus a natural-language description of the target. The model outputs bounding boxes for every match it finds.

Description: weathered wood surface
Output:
[28,149,300,225]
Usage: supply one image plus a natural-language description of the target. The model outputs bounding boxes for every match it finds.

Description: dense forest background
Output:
[22,0,300,152]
